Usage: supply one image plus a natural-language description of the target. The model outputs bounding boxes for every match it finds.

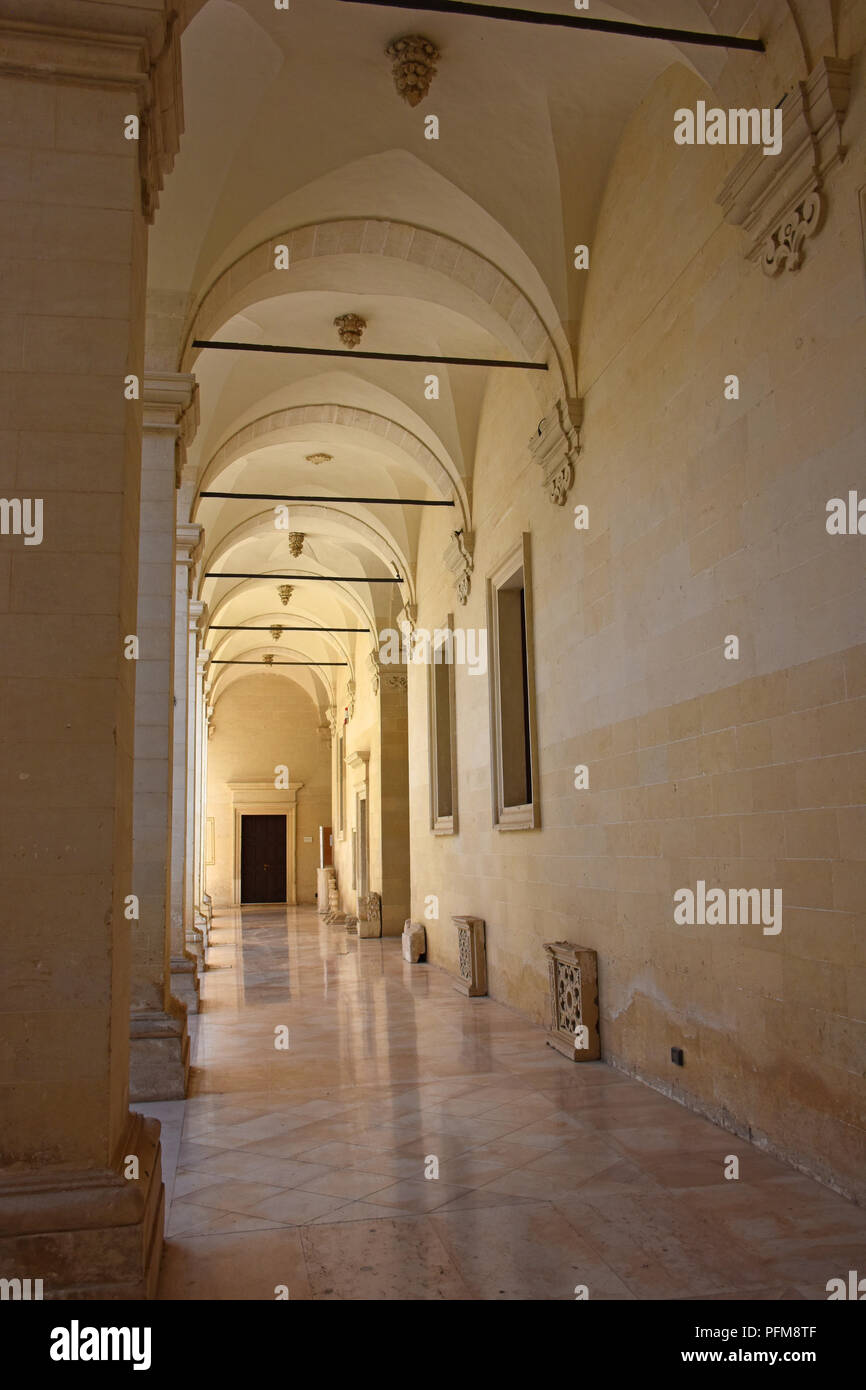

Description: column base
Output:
[170,951,200,1014]
[0,1113,164,1300]
[129,1003,190,1102]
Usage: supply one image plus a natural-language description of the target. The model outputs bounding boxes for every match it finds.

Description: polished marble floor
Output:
[145,906,866,1300]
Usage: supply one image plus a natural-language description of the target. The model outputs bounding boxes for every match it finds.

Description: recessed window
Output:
[429,617,458,834]
[487,534,540,831]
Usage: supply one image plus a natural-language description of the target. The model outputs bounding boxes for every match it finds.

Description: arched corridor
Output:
[1,0,865,1320]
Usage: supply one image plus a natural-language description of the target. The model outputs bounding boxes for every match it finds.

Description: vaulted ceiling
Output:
[148,0,814,716]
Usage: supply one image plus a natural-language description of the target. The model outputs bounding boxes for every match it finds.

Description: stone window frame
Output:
[428,612,458,835]
[486,532,541,832]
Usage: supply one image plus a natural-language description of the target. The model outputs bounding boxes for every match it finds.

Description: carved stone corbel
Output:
[368,649,381,696]
[529,397,582,506]
[326,705,338,737]
[444,530,474,605]
[718,57,850,276]
[345,680,356,722]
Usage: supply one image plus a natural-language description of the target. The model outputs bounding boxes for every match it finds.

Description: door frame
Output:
[228,780,304,907]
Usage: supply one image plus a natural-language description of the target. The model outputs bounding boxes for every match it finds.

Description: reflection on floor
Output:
[146,906,866,1300]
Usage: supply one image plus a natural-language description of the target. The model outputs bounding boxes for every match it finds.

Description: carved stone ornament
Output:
[269,625,283,642]
[359,892,382,939]
[368,648,381,695]
[453,915,487,997]
[262,653,275,666]
[306,453,332,466]
[529,396,582,506]
[346,679,356,721]
[760,189,824,275]
[717,57,850,276]
[444,530,474,606]
[385,34,439,107]
[334,313,366,349]
[277,584,294,606]
[288,532,305,558]
[385,673,408,692]
[543,941,600,1062]
[326,705,338,737]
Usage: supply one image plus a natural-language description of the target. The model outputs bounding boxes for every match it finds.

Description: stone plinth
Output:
[0,1114,164,1300]
[543,941,600,1061]
[402,920,427,962]
[453,915,486,996]
[129,1001,190,1103]
[317,867,336,912]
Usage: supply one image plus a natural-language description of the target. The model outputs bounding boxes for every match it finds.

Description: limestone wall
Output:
[408,56,866,1199]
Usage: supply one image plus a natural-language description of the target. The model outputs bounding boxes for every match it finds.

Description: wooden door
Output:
[240,814,287,903]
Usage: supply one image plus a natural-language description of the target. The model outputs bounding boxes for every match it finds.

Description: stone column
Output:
[170,526,202,1012]
[192,649,210,947]
[183,603,205,967]
[379,668,411,935]
[129,374,197,1102]
[0,1,181,1298]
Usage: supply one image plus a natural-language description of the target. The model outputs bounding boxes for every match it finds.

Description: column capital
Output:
[176,522,202,568]
[144,373,200,485]
[0,3,183,222]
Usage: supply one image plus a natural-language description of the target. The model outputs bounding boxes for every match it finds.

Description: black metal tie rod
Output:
[200,492,454,506]
[336,0,765,52]
[193,339,547,370]
[211,660,348,666]
[209,625,370,633]
[205,572,403,582]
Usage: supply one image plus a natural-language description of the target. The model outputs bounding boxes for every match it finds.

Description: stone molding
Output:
[529,396,582,505]
[718,57,851,276]
[444,529,474,605]
[0,9,183,222]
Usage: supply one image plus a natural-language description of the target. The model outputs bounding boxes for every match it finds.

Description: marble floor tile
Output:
[156,905,864,1301]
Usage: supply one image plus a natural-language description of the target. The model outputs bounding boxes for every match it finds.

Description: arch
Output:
[198,509,416,611]
[207,643,338,710]
[196,402,471,530]
[179,217,575,402]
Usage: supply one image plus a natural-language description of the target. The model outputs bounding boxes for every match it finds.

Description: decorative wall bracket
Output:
[529,396,582,506]
[717,57,850,277]
[444,530,474,605]
[345,679,356,721]
[543,941,600,1061]
[453,915,487,997]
